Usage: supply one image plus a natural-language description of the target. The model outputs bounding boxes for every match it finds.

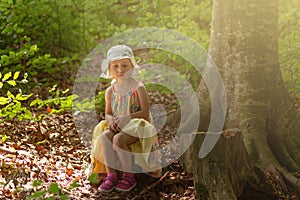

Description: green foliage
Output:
[30,85,77,115]
[1,0,213,95]
[0,71,32,122]
[1,0,212,56]
[26,180,78,200]
[0,0,75,90]
[0,0,136,57]
[0,0,85,57]
[1,0,298,124]
[101,0,212,88]
[279,0,300,97]
[87,173,100,184]
[0,71,78,122]
[71,91,105,114]
[0,70,104,122]
[131,0,212,49]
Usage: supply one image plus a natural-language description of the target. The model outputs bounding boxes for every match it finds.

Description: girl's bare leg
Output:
[112,132,139,172]
[101,129,117,174]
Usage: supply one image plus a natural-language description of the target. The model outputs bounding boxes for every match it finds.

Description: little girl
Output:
[88,45,161,192]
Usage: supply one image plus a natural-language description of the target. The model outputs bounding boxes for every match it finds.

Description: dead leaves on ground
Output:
[0,110,194,199]
[0,113,91,199]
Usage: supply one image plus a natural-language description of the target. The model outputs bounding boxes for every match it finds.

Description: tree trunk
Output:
[181,0,300,199]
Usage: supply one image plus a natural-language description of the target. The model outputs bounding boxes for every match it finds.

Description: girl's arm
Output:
[104,86,113,122]
[104,86,118,132]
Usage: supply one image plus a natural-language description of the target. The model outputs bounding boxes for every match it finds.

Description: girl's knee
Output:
[101,129,114,142]
[112,133,123,147]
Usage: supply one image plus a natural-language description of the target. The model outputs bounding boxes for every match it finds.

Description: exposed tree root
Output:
[263,166,299,199]
[240,118,300,196]
[269,138,300,172]
[277,168,300,195]
[284,139,300,168]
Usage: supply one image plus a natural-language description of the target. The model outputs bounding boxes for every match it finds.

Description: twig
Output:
[0,146,17,155]
[132,171,170,200]
[193,128,241,138]
[0,146,30,156]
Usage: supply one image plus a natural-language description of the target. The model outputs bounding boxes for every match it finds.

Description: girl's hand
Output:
[114,115,131,131]
[109,117,119,133]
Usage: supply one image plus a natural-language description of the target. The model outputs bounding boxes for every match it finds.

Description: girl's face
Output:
[109,58,133,80]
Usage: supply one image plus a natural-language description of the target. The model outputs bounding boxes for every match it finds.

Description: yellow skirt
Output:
[89,119,162,177]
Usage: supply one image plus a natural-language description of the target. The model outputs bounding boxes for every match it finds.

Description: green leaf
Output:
[69,181,80,189]
[88,173,100,184]
[0,72,2,79]
[35,114,45,121]
[36,139,47,145]
[1,55,8,61]
[0,97,10,105]
[7,80,16,86]
[2,134,8,143]
[49,183,60,194]
[49,85,57,93]
[2,72,12,81]
[146,12,153,18]
[9,111,16,119]
[30,98,43,107]
[120,24,127,31]
[62,88,70,94]
[9,51,15,57]
[7,91,15,99]
[59,194,68,200]
[16,94,32,101]
[30,45,38,52]
[33,180,43,187]
[28,190,46,198]
[13,71,20,80]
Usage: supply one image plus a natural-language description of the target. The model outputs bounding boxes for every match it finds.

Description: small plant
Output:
[0,70,106,123]
[30,85,77,116]
[0,71,32,122]
[26,180,79,200]
[0,71,77,122]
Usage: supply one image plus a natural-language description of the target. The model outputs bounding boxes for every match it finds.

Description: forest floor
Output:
[1,87,299,199]
[0,91,196,200]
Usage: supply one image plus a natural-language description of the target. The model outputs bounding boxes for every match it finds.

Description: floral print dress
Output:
[89,84,162,177]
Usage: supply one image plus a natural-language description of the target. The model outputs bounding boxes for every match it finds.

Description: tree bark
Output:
[181,0,300,199]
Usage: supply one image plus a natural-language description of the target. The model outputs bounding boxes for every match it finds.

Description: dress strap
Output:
[131,82,141,96]
[132,81,142,92]
[111,84,115,93]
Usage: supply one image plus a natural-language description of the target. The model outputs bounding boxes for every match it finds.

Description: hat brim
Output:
[100,57,139,79]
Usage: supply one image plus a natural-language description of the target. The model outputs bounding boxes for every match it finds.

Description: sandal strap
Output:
[120,176,135,186]
[104,176,118,185]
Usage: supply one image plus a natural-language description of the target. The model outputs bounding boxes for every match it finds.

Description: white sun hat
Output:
[101,45,139,78]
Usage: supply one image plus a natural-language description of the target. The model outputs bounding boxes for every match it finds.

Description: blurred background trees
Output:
[1,0,298,96]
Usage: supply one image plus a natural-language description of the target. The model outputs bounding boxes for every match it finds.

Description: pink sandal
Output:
[98,176,118,192]
[115,176,137,192]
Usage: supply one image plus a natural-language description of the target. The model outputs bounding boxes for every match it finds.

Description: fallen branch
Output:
[132,171,170,200]
[193,128,242,138]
